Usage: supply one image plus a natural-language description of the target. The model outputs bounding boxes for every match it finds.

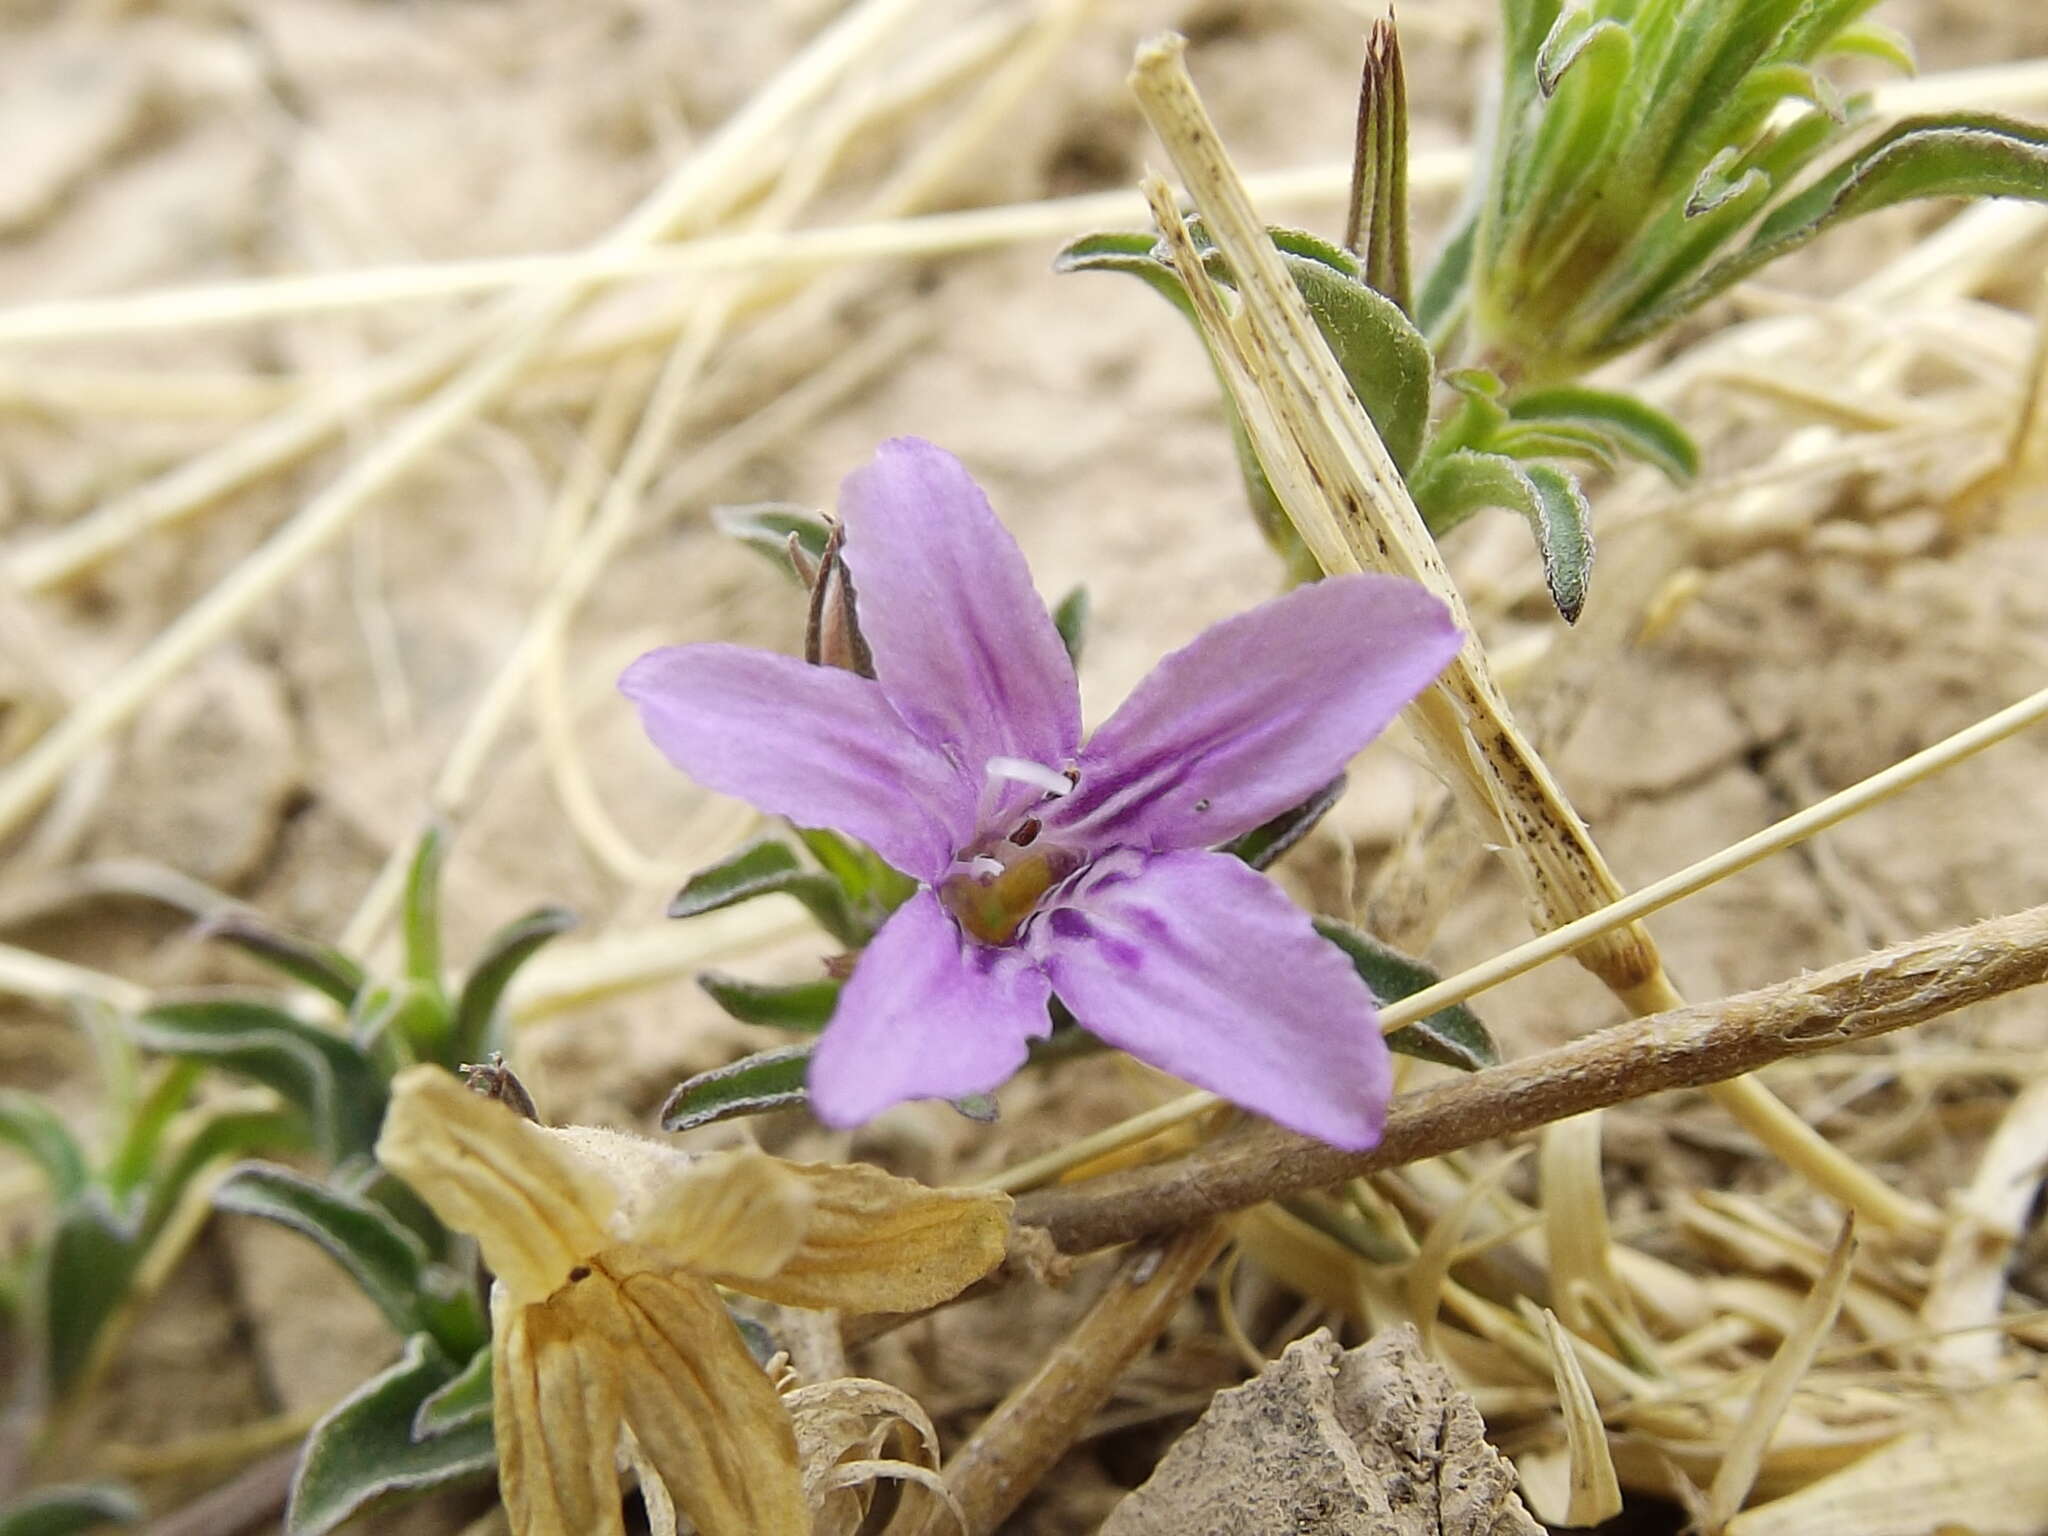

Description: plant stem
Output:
[922,1222,1231,1535]
[1013,901,2048,1256]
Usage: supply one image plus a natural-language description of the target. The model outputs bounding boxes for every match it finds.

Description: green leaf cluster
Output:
[1441,0,2048,381]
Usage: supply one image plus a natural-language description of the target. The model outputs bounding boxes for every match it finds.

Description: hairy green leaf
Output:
[1410,450,1595,623]
[1312,919,1497,1073]
[697,972,842,1032]
[795,829,919,934]
[1509,387,1699,482]
[451,905,575,1063]
[710,501,833,572]
[401,829,446,994]
[0,1484,143,1536]
[287,1334,495,1536]
[0,1090,90,1205]
[669,838,861,947]
[132,1000,386,1164]
[1222,776,1347,872]
[199,912,365,1009]
[41,1192,139,1399]
[412,1344,493,1437]
[660,1046,812,1133]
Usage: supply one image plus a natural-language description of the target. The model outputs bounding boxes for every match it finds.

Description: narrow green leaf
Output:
[1222,776,1346,871]
[1822,20,1916,74]
[199,912,365,1009]
[213,1163,436,1343]
[1414,209,1475,345]
[287,1334,495,1536]
[0,1484,143,1536]
[697,972,842,1032]
[141,1109,310,1244]
[412,1344,493,1437]
[0,1090,90,1204]
[1509,387,1700,482]
[660,1046,812,1133]
[710,501,833,572]
[1487,420,1620,473]
[1052,585,1090,668]
[451,905,576,1064]
[1311,919,1498,1073]
[401,828,446,993]
[132,999,386,1164]
[795,829,919,933]
[41,1192,139,1399]
[1623,113,2048,348]
[669,838,861,947]
[1411,450,1595,623]
[101,1061,201,1204]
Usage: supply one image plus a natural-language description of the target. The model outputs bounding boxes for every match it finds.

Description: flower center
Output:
[940,756,1082,944]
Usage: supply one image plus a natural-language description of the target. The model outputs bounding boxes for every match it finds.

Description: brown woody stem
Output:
[1016,904,2048,1256]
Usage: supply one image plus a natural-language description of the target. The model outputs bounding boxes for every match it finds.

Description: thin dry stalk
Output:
[1014,901,2048,1257]
[923,1223,1231,1536]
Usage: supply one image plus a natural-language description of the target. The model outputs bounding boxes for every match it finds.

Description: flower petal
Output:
[837,439,1082,793]
[1027,849,1392,1150]
[629,1149,815,1280]
[807,889,1052,1128]
[1045,573,1459,851]
[700,1160,1012,1314]
[376,1066,612,1307]
[620,644,970,884]
[570,1261,807,1536]
[493,1294,626,1536]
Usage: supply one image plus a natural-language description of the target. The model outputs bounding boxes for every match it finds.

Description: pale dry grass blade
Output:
[1706,1219,1858,1531]
[1534,1308,1624,1528]
[1725,1380,2048,1536]
[1406,1149,1528,1352]
[0,940,148,1013]
[1919,1074,2048,1375]
[1541,1114,1625,1336]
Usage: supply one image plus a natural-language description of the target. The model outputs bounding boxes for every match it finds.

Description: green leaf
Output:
[141,1109,310,1243]
[1222,776,1346,871]
[199,912,365,1009]
[1508,387,1699,482]
[795,830,919,934]
[1052,585,1090,668]
[41,1191,140,1399]
[710,501,833,572]
[1414,209,1475,346]
[132,999,386,1165]
[0,1484,143,1536]
[287,1334,496,1536]
[951,1093,1000,1123]
[697,971,841,1032]
[1622,113,2048,348]
[1410,450,1595,623]
[0,1090,90,1204]
[661,1045,812,1133]
[1311,919,1498,1073]
[213,1163,480,1356]
[412,1343,493,1436]
[451,906,576,1064]
[1822,20,1916,75]
[101,1061,201,1204]
[669,838,861,948]
[401,829,446,994]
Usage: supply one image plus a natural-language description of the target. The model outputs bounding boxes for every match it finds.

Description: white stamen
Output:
[984,755,1073,798]
[965,855,1005,879]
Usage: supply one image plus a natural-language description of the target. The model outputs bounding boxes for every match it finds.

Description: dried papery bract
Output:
[1124,34,1928,1232]
[374,1067,1011,1536]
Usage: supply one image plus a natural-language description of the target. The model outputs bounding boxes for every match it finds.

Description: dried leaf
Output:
[1534,1309,1623,1527]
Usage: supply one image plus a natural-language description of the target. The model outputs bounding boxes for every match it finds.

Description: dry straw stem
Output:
[0,0,932,847]
[1012,900,2048,1258]
[1534,1307,1624,1528]
[919,1222,1232,1536]
[1127,34,1935,1230]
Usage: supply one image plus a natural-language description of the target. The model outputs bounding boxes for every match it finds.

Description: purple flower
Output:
[622,439,1461,1149]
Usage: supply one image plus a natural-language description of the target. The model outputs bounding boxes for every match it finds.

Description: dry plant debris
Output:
[1101,1325,1540,1536]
